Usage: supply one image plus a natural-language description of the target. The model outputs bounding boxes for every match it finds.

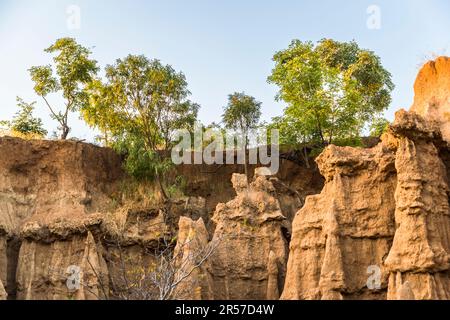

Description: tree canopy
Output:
[81,54,199,197]
[15,36,397,182]
[268,39,395,147]
[222,92,262,135]
[370,117,390,138]
[0,97,47,139]
[83,55,199,152]
[29,38,99,139]
[222,92,262,178]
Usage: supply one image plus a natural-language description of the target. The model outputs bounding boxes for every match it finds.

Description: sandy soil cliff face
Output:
[386,111,450,300]
[411,57,450,143]
[210,174,289,300]
[0,277,6,300]
[2,57,450,301]
[281,139,397,300]
[172,217,214,300]
[0,138,122,299]
[0,137,318,300]
[282,57,450,300]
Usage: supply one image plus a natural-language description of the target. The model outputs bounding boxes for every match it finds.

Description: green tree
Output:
[268,115,315,168]
[0,97,47,139]
[268,39,394,147]
[82,55,199,199]
[222,92,262,178]
[82,79,124,146]
[29,38,99,139]
[370,117,390,137]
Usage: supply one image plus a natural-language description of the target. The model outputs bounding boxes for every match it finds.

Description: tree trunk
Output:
[156,172,169,201]
[60,125,70,140]
[244,135,250,184]
[302,147,311,169]
[244,155,249,183]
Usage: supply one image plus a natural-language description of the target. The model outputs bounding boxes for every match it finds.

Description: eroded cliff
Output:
[282,139,397,300]
[210,173,289,300]
[0,138,122,299]
[0,136,317,300]
[2,57,450,301]
[282,57,450,300]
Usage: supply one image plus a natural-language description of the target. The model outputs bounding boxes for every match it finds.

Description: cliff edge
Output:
[283,57,450,300]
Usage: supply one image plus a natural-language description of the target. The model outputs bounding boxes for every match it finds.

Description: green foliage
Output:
[222,92,262,177]
[82,55,199,152]
[222,92,262,135]
[0,97,47,138]
[113,134,173,182]
[166,175,187,199]
[82,55,199,197]
[29,38,99,139]
[202,122,239,150]
[370,117,390,137]
[333,136,364,148]
[268,115,315,148]
[82,79,125,146]
[268,39,394,147]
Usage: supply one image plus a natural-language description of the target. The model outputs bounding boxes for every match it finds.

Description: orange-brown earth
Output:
[0,137,321,300]
[1,57,450,300]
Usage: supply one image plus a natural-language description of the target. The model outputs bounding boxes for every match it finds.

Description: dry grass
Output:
[0,128,45,140]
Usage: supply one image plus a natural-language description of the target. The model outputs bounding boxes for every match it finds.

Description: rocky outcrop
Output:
[0,138,123,299]
[411,57,450,142]
[282,138,397,300]
[16,232,109,300]
[176,152,323,215]
[282,109,450,300]
[0,278,6,300]
[0,138,123,234]
[385,110,450,300]
[173,217,214,300]
[210,174,289,300]
[4,57,450,301]
[0,233,6,296]
[282,57,450,300]
[0,134,320,300]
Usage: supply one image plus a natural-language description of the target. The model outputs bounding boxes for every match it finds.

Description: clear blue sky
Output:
[1,0,449,140]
